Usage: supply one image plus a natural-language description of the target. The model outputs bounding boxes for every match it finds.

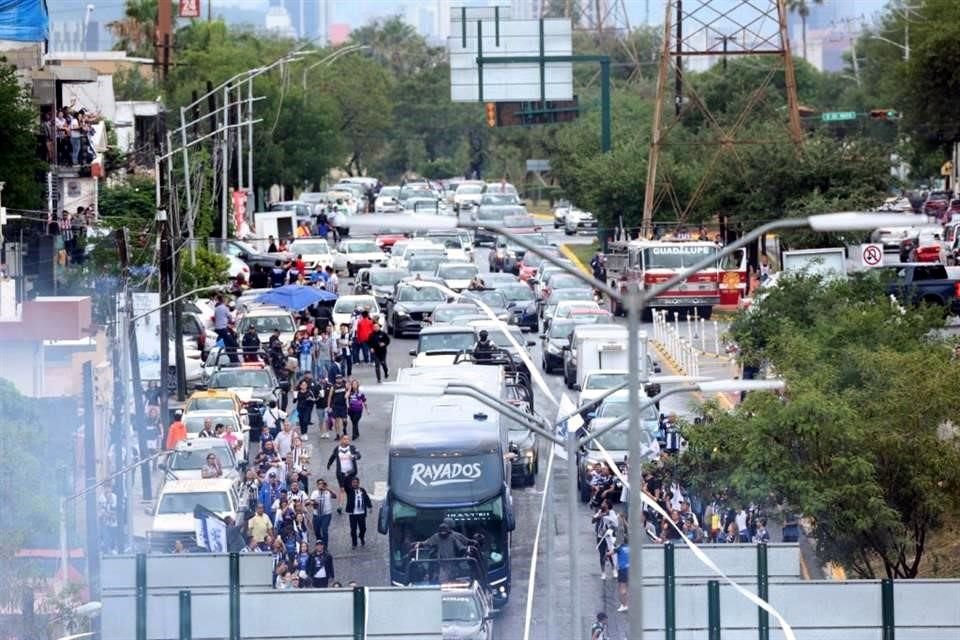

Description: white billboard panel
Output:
[448,18,573,102]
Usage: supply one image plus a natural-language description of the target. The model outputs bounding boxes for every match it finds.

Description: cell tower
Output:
[641,0,804,235]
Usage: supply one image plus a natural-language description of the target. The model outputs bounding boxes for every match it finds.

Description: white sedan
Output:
[436,262,479,292]
[289,238,334,272]
[332,295,381,328]
[333,239,388,276]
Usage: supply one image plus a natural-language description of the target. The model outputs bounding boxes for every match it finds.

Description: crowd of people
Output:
[41,103,100,166]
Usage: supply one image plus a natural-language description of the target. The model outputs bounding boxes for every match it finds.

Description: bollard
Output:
[664,542,676,640]
[713,320,720,356]
[881,579,895,640]
[136,553,147,640]
[707,580,721,640]
[700,318,707,351]
[686,313,693,344]
[229,553,240,640]
[353,586,367,640]
[179,590,192,640]
[757,543,769,640]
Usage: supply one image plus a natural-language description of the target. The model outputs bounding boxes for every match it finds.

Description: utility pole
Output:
[221,85,230,239]
[158,210,172,425]
[117,229,152,500]
[674,0,683,116]
[156,0,172,80]
[81,361,101,609]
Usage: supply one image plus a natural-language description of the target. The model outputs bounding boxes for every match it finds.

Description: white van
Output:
[564,325,647,391]
[147,478,243,552]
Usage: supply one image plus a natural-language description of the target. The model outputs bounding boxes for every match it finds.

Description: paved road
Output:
[132,227,745,639]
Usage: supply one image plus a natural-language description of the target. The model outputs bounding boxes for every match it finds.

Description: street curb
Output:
[651,339,737,411]
[559,243,590,274]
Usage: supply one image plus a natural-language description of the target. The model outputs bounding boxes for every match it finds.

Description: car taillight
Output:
[954,282,960,298]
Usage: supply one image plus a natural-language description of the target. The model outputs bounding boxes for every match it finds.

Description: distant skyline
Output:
[46,0,894,53]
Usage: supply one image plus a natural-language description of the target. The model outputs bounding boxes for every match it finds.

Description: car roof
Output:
[174,438,234,452]
[242,307,294,317]
[418,325,477,335]
[188,389,240,400]
[160,478,237,493]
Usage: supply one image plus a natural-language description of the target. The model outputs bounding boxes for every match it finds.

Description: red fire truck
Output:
[607,239,722,319]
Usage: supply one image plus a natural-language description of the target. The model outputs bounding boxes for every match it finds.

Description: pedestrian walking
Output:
[313,325,336,381]
[327,374,349,438]
[310,479,337,545]
[165,409,186,449]
[213,294,233,348]
[368,321,391,383]
[609,542,629,612]
[292,379,316,439]
[265,400,287,440]
[295,330,313,377]
[347,379,366,440]
[337,323,353,376]
[592,500,620,580]
[354,309,374,364]
[306,540,335,587]
[326,434,361,510]
[345,477,371,548]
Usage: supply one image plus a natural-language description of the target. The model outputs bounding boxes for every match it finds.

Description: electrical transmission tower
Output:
[641,0,804,236]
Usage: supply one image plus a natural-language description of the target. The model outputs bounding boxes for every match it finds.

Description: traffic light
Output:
[485,102,497,127]
[869,109,900,121]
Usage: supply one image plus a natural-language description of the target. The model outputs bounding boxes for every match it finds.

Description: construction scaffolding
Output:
[641,0,804,236]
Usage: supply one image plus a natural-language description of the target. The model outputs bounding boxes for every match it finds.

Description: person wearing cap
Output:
[472,329,495,362]
[306,540,335,588]
[165,410,187,449]
[590,612,609,640]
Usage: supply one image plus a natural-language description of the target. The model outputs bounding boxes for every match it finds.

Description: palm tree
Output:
[107,0,158,58]
[786,0,823,62]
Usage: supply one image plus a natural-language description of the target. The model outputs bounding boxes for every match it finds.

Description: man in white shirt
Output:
[264,400,287,439]
[735,508,750,542]
[309,478,337,545]
[275,421,294,459]
[98,482,119,553]
[287,480,308,505]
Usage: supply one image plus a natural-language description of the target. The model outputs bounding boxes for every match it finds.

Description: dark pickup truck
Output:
[882,264,960,313]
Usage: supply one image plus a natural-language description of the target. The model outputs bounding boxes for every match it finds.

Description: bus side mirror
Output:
[377,503,390,535]
[504,491,516,532]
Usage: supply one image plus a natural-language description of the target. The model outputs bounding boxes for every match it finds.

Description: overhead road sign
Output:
[448,16,573,103]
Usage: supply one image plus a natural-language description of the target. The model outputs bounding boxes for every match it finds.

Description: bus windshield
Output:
[389,496,507,574]
[643,245,718,269]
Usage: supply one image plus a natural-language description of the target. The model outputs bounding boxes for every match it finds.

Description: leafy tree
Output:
[899,23,960,157]
[349,16,444,77]
[97,175,155,228]
[107,0,171,58]
[178,247,229,291]
[0,380,62,608]
[681,273,960,578]
[0,60,43,211]
[319,53,393,175]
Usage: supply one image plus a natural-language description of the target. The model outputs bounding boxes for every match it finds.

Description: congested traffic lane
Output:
[330,225,703,639]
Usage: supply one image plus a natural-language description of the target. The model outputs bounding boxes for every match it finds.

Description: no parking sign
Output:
[860,243,884,268]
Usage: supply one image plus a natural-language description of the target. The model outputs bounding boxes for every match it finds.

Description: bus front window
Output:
[389,497,506,575]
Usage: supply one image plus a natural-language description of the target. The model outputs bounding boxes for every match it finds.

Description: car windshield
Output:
[457,184,483,194]
[169,446,233,471]
[369,271,406,286]
[432,306,478,322]
[442,596,482,623]
[548,321,574,338]
[334,298,376,314]
[209,369,273,388]
[503,216,535,228]
[547,275,583,290]
[549,288,593,303]
[476,210,509,222]
[397,286,446,302]
[239,315,295,334]
[426,235,463,249]
[158,491,231,515]
[418,331,476,353]
[485,328,524,347]
[404,246,444,258]
[469,291,507,308]
[408,257,444,272]
[290,240,330,255]
[584,373,628,390]
[590,426,630,451]
[438,265,478,279]
[380,187,400,197]
[498,284,535,302]
[482,194,518,205]
[598,400,658,420]
[183,413,239,434]
[186,394,237,411]
[347,242,378,253]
